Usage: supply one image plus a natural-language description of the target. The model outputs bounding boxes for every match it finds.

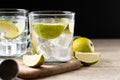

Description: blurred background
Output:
[0,0,120,39]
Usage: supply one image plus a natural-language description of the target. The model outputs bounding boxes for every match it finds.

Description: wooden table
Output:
[17,39,120,80]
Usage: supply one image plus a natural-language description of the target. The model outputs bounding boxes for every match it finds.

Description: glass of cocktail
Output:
[0,8,28,59]
[29,11,75,63]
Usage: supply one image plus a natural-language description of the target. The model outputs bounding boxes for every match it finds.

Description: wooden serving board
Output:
[15,58,82,79]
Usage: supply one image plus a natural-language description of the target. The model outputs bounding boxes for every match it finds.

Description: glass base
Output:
[44,58,71,64]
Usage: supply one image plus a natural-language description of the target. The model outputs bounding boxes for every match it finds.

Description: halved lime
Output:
[34,23,65,40]
[0,20,19,39]
[23,54,44,67]
[75,52,100,66]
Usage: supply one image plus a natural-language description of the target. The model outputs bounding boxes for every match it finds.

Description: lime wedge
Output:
[34,23,65,40]
[30,32,40,54]
[0,20,19,39]
[64,24,71,34]
[23,54,44,67]
[15,20,25,35]
[75,52,100,66]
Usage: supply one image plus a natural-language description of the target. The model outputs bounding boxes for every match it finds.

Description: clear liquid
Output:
[0,16,28,58]
[30,18,74,62]
[37,33,73,62]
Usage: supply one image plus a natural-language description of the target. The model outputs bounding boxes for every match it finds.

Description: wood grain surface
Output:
[15,39,120,80]
[15,58,82,79]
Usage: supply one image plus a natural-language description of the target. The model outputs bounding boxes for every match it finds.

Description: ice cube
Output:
[52,44,72,61]
[37,40,72,62]
[37,41,55,60]
[0,42,6,55]
[51,33,73,48]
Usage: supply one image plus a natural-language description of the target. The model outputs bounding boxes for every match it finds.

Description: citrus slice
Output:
[30,32,40,54]
[64,24,71,34]
[0,20,19,39]
[34,23,65,40]
[75,52,100,66]
[23,54,44,67]
[72,37,95,58]
[15,20,25,35]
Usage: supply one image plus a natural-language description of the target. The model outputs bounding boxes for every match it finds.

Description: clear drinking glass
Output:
[29,11,75,62]
[0,9,28,59]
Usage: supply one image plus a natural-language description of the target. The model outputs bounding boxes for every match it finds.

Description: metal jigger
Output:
[0,59,19,80]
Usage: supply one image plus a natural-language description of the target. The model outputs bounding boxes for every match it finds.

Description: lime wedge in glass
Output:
[0,20,25,40]
[75,52,101,66]
[30,32,40,54]
[0,20,19,39]
[15,20,25,35]
[34,23,65,40]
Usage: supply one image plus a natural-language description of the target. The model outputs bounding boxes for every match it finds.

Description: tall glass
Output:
[0,9,28,59]
[29,11,75,62]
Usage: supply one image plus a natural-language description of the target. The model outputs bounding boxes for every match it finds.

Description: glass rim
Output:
[0,8,28,13]
[29,10,75,16]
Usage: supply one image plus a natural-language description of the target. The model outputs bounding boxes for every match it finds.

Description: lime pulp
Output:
[34,23,66,40]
